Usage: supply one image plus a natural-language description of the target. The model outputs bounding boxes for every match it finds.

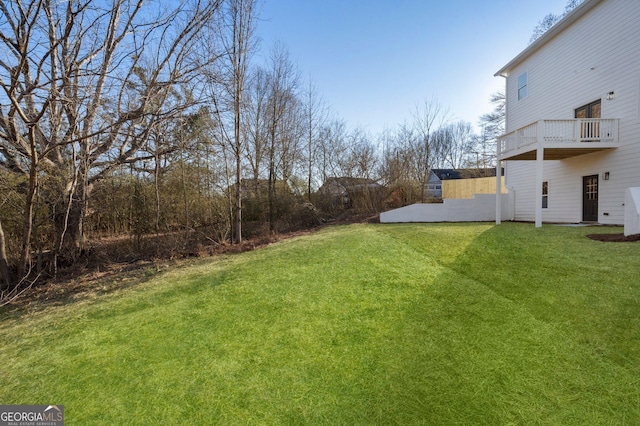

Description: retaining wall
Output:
[380,193,515,223]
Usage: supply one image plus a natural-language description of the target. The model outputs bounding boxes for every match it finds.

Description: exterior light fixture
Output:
[606,91,615,100]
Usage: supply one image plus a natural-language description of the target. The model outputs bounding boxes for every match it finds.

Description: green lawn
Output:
[1,223,639,425]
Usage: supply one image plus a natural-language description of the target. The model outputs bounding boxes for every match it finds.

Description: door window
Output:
[582,175,598,222]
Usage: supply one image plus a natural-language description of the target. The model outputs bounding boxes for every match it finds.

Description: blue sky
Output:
[256,0,569,135]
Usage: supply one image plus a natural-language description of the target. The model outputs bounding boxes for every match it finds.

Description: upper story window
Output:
[517,72,528,100]
[575,100,601,118]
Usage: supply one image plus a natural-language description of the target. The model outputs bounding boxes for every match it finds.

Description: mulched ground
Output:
[587,233,640,242]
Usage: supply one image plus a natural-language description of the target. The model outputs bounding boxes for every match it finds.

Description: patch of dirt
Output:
[2,214,379,314]
[587,233,640,242]
[2,232,309,314]
[328,212,380,224]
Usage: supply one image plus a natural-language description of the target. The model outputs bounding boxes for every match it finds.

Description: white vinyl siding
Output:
[502,0,640,225]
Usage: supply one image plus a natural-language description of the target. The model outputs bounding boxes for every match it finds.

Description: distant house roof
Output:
[432,168,497,181]
[319,177,382,195]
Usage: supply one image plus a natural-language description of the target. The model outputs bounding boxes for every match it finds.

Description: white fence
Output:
[380,193,514,223]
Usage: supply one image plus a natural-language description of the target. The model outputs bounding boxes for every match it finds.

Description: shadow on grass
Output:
[376,223,640,424]
[2,223,638,424]
[0,261,173,322]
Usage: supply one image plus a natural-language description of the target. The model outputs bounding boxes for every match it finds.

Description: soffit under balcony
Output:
[501,146,616,161]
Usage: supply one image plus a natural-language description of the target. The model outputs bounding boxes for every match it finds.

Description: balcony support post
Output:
[496,159,502,225]
[535,145,544,228]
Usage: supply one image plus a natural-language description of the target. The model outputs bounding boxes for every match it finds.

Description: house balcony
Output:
[497,119,619,161]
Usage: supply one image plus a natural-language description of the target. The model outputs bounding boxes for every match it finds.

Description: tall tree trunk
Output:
[0,219,12,289]
[267,127,277,232]
[154,150,161,237]
[235,97,242,244]
[19,176,37,279]
[224,0,258,244]
[307,137,313,202]
[180,153,190,249]
[54,178,90,269]
[18,128,39,279]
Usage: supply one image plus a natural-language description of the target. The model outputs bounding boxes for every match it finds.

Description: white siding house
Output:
[495,0,640,230]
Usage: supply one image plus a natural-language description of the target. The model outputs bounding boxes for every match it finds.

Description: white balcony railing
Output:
[498,119,619,159]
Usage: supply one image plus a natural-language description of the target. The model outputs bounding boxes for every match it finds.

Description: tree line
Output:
[0,0,504,297]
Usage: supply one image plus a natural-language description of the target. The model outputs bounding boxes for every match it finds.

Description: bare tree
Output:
[217,0,260,244]
[412,98,449,201]
[437,121,475,169]
[0,219,10,289]
[379,126,411,188]
[302,80,328,200]
[530,0,584,43]
[244,67,269,190]
[339,128,377,180]
[478,90,505,167]
[317,119,348,183]
[264,42,299,230]
[479,91,505,140]
[0,0,222,284]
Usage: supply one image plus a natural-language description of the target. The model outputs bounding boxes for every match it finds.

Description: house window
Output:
[542,181,548,209]
[575,100,601,119]
[518,72,528,100]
